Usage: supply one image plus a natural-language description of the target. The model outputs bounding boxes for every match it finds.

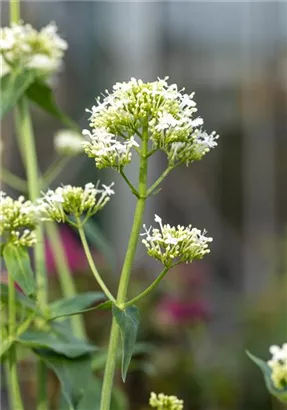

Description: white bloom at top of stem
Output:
[0,21,67,77]
[267,343,287,390]
[38,182,115,224]
[83,77,218,168]
[149,392,184,410]
[141,214,213,267]
[0,191,39,247]
[82,128,139,171]
[54,129,84,156]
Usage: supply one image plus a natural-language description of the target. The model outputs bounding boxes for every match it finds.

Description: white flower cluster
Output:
[82,128,139,170]
[38,182,114,223]
[149,392,184,410]
[0,192,39,247]
[54,129,84,156]
[141,215,213,267]
[83,77,218,169]
[0,21,67,77]
[268,344,287,390]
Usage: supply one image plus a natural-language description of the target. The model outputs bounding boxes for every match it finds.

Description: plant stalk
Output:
[45,222,86,339]
[16,97,48,410]
[10,0,20,23]
[100,125,149,410]
[8,274,24,410]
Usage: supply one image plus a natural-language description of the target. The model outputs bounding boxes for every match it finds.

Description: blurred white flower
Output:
[141,214,213,266]
[149,392,184,410]
[54,129,84,156]
[268,343,287,390]
[0,21,67,77]
[0,192,39,247]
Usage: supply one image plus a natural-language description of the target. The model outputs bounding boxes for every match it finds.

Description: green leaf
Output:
[1,71,35,119]
[0,325,13,360]
[3,245,36,297]
[49,292,105,319]
[0,284,36,312]
[36,350,100,410]
[247,351,287,403]
[26,80,79,130]
[18,328,97,358]
[112,304,140,382]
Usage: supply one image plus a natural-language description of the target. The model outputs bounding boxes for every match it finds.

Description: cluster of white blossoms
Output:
[83,77,218,170]
[54,129,84,156]
[0,21,67,77]
[149,392,184,410]
[141,215,213,267]
[0,192,39,247]
[38,182,114,223]
[82,128,139,170]
[268,344,287,390]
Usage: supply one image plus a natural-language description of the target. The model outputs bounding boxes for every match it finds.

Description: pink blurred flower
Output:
[156,297,210,326]
[45,226,88,274]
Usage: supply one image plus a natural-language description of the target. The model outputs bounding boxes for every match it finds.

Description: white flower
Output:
[268,343,287,390]
[141,214,213,266]
[149,392,184,410]
[0,192,39,247]
[82,127,139,170]
[38,182,114,224]
[0,21,67,77]
[54,129,84,156]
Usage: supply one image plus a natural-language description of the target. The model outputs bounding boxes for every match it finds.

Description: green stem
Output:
[45,222,86,339]
[146,165,173,196]
[0,168,27,192]
[78,222,116,304]
[120,168,139,197]
[8,274,24,410]
[124,266,169,308]
[10,0,20,23]
[100,125,149,410]
[16,97,48,410]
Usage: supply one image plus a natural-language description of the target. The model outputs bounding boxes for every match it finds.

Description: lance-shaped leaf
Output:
[49,292,105,319]
[3,245,36,297]
[1,70,35,119]
[247,351,287,403]
[1,325,13,360]
[26,80,79,130]
[18,327,97,358]
[112,304,140,382]
[35,350,100,410]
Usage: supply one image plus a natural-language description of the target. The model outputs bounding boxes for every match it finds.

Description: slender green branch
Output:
[42,156,70,189]
[16,97,48,410]
[120,168,139,197]
[77,221,116,304]
[8,274,24,410]
[100,124,149,410]
[124,266,169,308]
[147,165,173,197]
[10,0,20,23]
[45,222,86,339]
[147,147,158,158]
[0,168,27,192]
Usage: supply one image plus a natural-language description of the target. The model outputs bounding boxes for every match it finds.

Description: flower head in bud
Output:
[149,392,184,410]
[38,182,114,223]
[141,214,213,267]
[0,192,39,247]
[82,128,139,170]
[0,21,67,77]
[54,129,84,156]
[268,343,287,390]
[83,77,218,169]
